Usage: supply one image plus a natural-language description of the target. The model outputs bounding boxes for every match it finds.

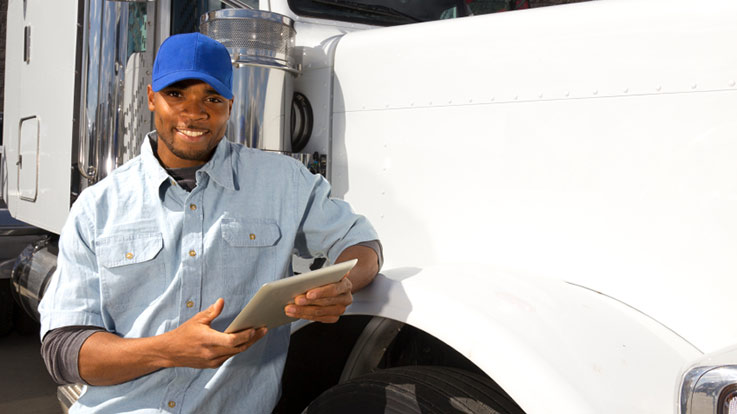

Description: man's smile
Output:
[176,128,208,140]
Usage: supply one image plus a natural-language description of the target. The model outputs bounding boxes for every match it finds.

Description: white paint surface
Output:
[3,0,76,232]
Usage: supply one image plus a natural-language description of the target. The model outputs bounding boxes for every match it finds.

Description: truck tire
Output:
[304,366,525,414]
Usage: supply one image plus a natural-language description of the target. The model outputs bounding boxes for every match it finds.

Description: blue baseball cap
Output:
[152,33,233,99]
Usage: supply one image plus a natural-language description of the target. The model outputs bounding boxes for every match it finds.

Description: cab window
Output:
[288,0,592,26]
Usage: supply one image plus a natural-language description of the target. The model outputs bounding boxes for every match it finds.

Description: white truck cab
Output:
[2,0,737,413]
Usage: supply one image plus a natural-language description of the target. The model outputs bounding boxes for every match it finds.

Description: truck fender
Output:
[340,265,701,414]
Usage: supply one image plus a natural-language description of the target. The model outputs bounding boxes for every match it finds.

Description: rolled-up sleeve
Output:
[39,198,104,339]
[293,164,379,264]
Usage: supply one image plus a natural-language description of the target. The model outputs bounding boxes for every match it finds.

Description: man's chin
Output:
[170,150,211,163]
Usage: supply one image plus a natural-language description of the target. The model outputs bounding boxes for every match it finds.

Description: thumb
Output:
[199,298,224,324]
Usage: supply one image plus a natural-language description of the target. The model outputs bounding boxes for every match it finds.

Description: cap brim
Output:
[152,70,233,99]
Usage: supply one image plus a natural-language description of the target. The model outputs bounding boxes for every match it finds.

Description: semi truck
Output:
[2,0,737,412]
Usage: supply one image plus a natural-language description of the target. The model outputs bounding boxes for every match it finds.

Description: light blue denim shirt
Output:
[39,133,378,413]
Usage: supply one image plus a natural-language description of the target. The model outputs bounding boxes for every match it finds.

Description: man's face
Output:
[147,79,233,168]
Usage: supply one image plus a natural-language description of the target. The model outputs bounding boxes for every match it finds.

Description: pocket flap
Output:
[221,219,281,247]
[96,232,164,268]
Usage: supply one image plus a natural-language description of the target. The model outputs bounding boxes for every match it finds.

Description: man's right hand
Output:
[79,298,267,386]
[161,298,267,369]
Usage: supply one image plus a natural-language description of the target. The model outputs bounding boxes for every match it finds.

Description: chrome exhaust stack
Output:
[76,1,156,187]
[200,9,298,152]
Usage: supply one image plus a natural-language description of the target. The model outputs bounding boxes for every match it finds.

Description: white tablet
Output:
[224,259,358,333]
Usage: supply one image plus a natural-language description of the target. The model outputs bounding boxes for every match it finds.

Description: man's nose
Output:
[180,98,207,120]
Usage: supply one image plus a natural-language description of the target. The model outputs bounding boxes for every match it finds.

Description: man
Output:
[38,32,381,413]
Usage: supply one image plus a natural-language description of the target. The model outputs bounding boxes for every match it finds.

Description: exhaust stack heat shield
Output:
[200,10,298,152]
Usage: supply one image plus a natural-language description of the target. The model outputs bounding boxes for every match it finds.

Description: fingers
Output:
[284,303,348,323]
[294,291,352,307]
[237,327,268,349]
[199,327,268,368]
[227,327,267,348]
[285,279,353,323]
[198,298,224,324]
[299,278,353,304]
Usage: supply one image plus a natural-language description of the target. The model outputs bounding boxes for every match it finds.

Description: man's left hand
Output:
[284,276,353,323]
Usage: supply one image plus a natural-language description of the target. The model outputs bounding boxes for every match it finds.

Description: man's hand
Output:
[284,244,379,324]
[161,298,267,369]
[285,277,353,323]
[79,298,266,385]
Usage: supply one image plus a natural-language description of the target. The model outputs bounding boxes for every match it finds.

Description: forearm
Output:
[79,331,171,386]
[335,245,379,293]
[79,299,266,386]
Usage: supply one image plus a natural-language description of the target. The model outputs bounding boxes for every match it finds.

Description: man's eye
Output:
[166,91,182,98]
[208,97,223,103]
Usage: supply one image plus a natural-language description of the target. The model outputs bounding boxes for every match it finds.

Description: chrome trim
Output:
[201,8,294,26]
[233,58,300,75]
[681,363,737,413]
[681,365,714,414]
[57,383,84,414]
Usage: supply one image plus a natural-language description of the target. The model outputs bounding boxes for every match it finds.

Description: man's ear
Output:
[147,84,155,111]
[228,98,234,116]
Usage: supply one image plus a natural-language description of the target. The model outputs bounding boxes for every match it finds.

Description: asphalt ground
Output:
[0,317,61,414]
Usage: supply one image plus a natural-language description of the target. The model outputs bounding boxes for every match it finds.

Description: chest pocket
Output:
[96,232,165,313]
[221,219,281,247]
[218,219,281,297]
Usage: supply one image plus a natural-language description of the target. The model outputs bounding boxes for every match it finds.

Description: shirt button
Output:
[189,250,197,257]
[168,400,176,408]
[125,252,134,260]
[189,203,197,210]
[249,233,256,240]
[186,300,194,308]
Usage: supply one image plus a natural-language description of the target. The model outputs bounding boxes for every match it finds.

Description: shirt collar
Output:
[141,132,171,189]
[141,131,236,192]
[197,137,236,191]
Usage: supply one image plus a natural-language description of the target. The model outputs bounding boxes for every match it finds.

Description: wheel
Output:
[303,366,525,414]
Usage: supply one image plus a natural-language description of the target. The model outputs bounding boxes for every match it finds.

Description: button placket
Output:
[181,191,204,320]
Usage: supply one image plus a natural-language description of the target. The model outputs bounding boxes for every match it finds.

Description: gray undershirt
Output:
[41,326,106,385]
